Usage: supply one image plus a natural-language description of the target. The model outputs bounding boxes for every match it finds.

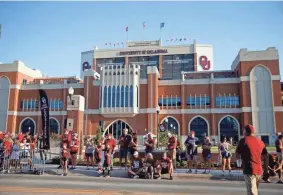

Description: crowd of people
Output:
[1,124,283,194]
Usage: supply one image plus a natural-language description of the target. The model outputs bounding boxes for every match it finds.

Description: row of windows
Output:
[103,86,137,108]
[20,100,39,109]
[96,54,194,80]
[158,96,240,107]
[216,96,240,106]
[158,97,181,106]
[20,99,63,110]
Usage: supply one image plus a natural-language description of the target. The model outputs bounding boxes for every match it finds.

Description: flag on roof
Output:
[160,22,165,29]
[126,26,128,32]
[142,22,146,29]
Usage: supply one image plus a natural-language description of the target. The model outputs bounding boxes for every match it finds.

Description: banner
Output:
[39,89,50,150]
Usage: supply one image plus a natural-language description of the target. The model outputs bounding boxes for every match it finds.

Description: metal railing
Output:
[0,149,46,175]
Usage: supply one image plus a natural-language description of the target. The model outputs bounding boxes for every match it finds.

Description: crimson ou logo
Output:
[82,61,91,71]
[199,56,211,70]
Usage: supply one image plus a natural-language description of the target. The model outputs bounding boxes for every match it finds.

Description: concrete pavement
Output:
[43,164,245,181]
[0,174,282,195]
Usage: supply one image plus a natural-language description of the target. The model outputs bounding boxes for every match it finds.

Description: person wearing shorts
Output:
[156,153,174,180]
[236,124,268,195]
[219,136,232,176]
[119,128,132,167]
[70,133,79,170]
[101,144,112,177]
[104,133,116,170]
[95,141,103,172]
[184,131,199,173]
[144,153,155,179]
[129,133,138,163]
[61,143,69,176]
[202,137,212,174]
[128,151,144,179]
[167,133,177,169]
[85,139,94,170]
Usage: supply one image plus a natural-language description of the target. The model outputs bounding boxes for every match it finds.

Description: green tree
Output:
[158,131,169,148]
[94,126,103,145]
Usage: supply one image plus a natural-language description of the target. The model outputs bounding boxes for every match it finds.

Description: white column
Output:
[194,94,197,109]
[200,94,202,109]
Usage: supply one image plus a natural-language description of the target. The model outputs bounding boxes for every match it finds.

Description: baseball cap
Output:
[245,124,255,134]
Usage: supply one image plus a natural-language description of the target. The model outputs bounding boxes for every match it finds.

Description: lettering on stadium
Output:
[119,49,168,56]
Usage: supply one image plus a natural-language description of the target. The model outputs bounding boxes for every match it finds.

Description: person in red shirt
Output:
[95,140,103,172]
[101,143,112,177]
[156,152,174,180]
[145,133,155,155]
[61,143,69,176]
[236,125,268,195]
[70,133,79,169]
[128,151,144,179]
[104,133,116,170]
[167,132,177,169]
[3,135,12,158]
[17,132,24,143]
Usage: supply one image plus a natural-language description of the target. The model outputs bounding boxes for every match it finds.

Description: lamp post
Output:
[28,126,31,135]
[156,106,160,149]
[68,87,74,105]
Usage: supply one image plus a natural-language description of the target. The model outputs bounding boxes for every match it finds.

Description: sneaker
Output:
[63,173,68,176]
[170,176,173,180]
[57,165,62,169]
[133,175,139,179]
[202,171,207,174]
[105,175,111,178]
[277,180,283,184]
[156,176,161,180]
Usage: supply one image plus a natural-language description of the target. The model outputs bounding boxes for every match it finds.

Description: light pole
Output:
[28,126,31,135]
[156,106,160,149]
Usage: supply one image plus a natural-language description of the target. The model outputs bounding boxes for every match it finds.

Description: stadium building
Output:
[0,39,282,145]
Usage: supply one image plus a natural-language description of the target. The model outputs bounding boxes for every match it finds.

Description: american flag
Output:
[142,22,146,29]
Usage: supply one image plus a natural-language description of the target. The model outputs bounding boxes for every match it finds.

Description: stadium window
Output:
[116,86,120,107]
[215,96,240,107]
[112,86,116,107]
[158,97,181,106]
[103,86,107,107]
[186,96,210,106]
[107,86,111,107]
[125,86,129,107]
[130,85,133,107]
[121,86,125,107]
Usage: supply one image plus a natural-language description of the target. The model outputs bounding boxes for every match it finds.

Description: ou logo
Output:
[82,62,91,71]
[199,56,211,70]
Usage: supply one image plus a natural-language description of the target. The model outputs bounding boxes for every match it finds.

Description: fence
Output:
[0,148,46,175]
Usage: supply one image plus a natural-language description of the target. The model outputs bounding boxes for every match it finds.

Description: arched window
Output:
[103,86,107,107]
[250,65,274,139]
[20,118,36,136]
[107,86,111,107]
[162,117,179,135]
[219,116,239,143]
[112,86,116,107]
[50,118,59,134]
[190,116,208,143]
[125,86,129,107]
[121,86,125,107]
[129,85,133,107]
[104,120,133,139]
[116,86,120,107]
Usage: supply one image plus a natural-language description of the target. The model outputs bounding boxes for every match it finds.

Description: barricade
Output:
[0,148,46,175]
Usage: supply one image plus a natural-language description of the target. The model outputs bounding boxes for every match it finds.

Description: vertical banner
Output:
[39,89,50,150]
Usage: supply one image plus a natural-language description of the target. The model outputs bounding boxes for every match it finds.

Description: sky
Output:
[0,1,283,78]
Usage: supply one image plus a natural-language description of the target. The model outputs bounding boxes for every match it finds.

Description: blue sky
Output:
[0,1,283,77]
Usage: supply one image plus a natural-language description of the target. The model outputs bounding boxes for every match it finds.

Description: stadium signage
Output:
[119,49,168,56]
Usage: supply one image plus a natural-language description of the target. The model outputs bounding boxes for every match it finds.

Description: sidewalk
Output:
[44,165,245,181]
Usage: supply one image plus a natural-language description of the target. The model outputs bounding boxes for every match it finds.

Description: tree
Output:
[94,126,103,145]
[158,131,169,148]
